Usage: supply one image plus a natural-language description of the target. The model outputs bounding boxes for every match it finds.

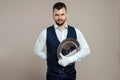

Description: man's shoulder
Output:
[68,25,74,28]
[47,25,54,29]
[68,25,81,33]
[68,25,79,30]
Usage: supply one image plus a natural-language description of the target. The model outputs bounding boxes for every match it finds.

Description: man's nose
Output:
[58,15,62,19]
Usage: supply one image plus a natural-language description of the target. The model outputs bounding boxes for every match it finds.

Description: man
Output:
[34,2,90,80]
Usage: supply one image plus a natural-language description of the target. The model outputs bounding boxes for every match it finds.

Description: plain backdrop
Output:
[0,0,120,80]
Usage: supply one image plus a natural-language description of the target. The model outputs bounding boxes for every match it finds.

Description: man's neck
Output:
[58,23,67,30]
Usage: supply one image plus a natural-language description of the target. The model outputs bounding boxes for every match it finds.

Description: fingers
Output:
[58,60,66,67]
[59,53,64,58]
[66,49,77,57]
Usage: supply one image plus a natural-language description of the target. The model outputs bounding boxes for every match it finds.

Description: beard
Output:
[55,19,66,26]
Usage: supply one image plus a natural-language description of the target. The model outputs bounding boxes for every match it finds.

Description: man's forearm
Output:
[34,51,47,60]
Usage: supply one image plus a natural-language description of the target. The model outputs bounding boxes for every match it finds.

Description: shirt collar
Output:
[54,23,68,30]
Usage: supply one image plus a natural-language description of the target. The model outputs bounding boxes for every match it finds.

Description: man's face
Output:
[53,8,67,26]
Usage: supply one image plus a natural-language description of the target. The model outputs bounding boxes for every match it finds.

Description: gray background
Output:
[0,0,120,80]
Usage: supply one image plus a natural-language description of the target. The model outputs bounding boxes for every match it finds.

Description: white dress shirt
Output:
[34,24,90,61]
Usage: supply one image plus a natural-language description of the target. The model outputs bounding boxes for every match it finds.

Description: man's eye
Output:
[55,14,59,16]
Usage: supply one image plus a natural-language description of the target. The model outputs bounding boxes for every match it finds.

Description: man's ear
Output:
[52,13,54,19]
[66,13,68,18]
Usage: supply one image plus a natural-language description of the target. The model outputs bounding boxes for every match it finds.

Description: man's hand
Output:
[58,53,73,67]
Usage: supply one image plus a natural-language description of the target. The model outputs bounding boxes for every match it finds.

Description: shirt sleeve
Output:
[75,28,90,61]
[34,29,47,60]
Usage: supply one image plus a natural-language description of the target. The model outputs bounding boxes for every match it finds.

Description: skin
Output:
[53,7,67,30]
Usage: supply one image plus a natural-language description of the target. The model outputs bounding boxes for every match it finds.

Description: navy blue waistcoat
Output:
[46,25,77,73]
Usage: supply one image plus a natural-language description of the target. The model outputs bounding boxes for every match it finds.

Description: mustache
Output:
[57,19,63,21]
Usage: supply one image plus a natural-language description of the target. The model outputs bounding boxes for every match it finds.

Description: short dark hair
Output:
[53,2,67,12]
